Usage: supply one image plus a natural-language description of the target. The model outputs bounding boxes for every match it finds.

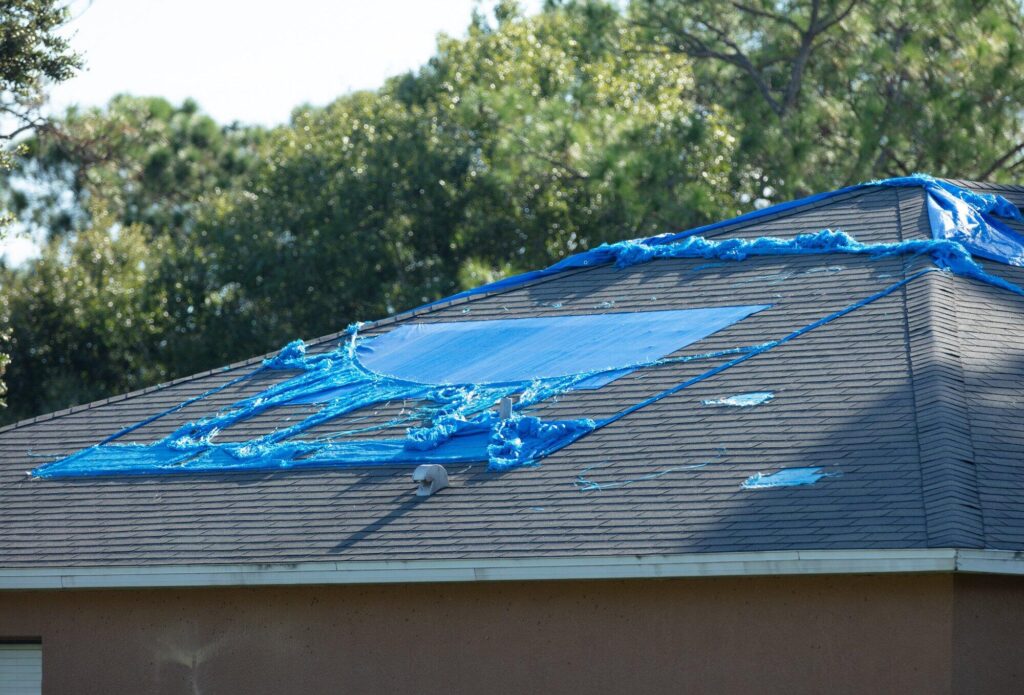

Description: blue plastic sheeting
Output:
[429,175,1024,307]
[875,176,1024,266]
[35,305,765,478]
[701,391,774,407]
[35,224,1024,480]
[43,432,545,477]
[355,307,768,388]
[742,467,831,489]
[567,229,1024,300]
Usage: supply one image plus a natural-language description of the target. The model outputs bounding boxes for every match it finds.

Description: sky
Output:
[2,0,543,263]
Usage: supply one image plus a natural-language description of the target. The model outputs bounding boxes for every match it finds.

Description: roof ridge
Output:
[896,186,985,548]
[701,185,880,239]
[942,178,1024,194]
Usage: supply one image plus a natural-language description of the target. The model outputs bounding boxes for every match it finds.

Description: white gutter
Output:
[956,549,1024,575]
[5,548,1019,590]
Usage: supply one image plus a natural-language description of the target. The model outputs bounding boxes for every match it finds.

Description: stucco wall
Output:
[954,574,1024,695]
[0,573,953,694]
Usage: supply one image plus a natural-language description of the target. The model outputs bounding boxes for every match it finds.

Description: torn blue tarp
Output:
[702,392,774,407]
[430,174,1024,306]
[33,224,1024,479]
[742,467,833,489]
[556,229,1024,300]
[41,424,597,477]
[32,176,1024,480]
[922,183,1024,266]
[32,306,761,478]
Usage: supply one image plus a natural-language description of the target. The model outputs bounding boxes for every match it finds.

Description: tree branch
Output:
[729,2,802,31]
[978,141,1024,180]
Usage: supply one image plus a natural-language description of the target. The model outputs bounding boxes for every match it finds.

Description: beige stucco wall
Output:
[0,573,957,694]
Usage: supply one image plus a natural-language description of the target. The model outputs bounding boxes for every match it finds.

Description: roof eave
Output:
[7,548,1022,590]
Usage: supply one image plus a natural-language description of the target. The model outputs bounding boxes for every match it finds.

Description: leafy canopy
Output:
[0,0,81,410]
[631,0,1024,200]
[5,0,1024,424]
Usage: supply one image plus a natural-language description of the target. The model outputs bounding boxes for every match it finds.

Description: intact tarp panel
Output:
[356,307,770,388]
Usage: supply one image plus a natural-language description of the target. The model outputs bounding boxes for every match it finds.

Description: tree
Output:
[0,0,81,410]
[199,0,736,356]
[6,95,264,238]
[2,96,267,387]
[631,0,1024,200]
[1,208,170,423]
[421,0,737,271]
[0,0,79,159]
[199,89,479,350]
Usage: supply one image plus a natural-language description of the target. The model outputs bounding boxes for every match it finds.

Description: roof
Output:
[4,179,1024,588]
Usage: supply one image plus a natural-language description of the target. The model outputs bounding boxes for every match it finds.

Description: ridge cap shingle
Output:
[896,186,986,547]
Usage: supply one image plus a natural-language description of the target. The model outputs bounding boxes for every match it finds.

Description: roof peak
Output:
[430,175,1024,308]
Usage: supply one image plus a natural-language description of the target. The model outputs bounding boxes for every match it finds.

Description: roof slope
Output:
[3,182,1024,572]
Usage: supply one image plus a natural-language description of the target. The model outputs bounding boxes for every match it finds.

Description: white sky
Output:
[50,0,544,125]
[2,0,543,263]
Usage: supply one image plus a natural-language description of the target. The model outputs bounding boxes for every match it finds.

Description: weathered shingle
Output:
[2,181,1023,568]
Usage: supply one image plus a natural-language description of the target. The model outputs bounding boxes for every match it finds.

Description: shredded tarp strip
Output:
[742,467,834,489]
[702,392,774,407]
[429,174,1024,306]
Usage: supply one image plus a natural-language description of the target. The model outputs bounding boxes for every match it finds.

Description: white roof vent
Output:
[412,464,449,497]
[498,397,515,419]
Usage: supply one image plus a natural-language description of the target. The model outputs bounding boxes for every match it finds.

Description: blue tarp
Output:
[431,174,1024,306]
[356,307,768,388]
[742,467,832,489]
[30,176,1024,481]
[33,306,765,478]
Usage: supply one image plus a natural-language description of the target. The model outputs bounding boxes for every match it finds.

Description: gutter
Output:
[5,548,1023,590]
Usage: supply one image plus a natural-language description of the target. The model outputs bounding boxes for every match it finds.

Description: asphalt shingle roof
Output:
[2,182,1023,569]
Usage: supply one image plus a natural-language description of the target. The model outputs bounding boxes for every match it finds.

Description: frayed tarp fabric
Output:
[33,307,762,478]
[432,174,1024,306]
[878,175,1024,266]
[702,392,774,407]
[31,177,1024,480]
[742,467,833,489]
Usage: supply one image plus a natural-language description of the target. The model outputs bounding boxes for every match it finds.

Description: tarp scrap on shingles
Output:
[31,176,1024,480]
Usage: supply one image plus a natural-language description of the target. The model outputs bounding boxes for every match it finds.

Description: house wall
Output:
[0,573,954,695]
[954,574,1024,694]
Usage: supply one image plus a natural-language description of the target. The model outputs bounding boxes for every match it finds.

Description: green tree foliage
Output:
[5,0,1024,425]
[422,1,736,267]
[0,209,169,422]
[0,0,81,410]
[4,95,267,382]
[0,0,80,160]
[198,1,734,351]
[7,94,263,236]
[630,0,1024,200]
[198,90,475,347]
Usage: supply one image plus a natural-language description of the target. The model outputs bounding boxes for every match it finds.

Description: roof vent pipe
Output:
[498,397,514,420]
[413,464,449,497]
